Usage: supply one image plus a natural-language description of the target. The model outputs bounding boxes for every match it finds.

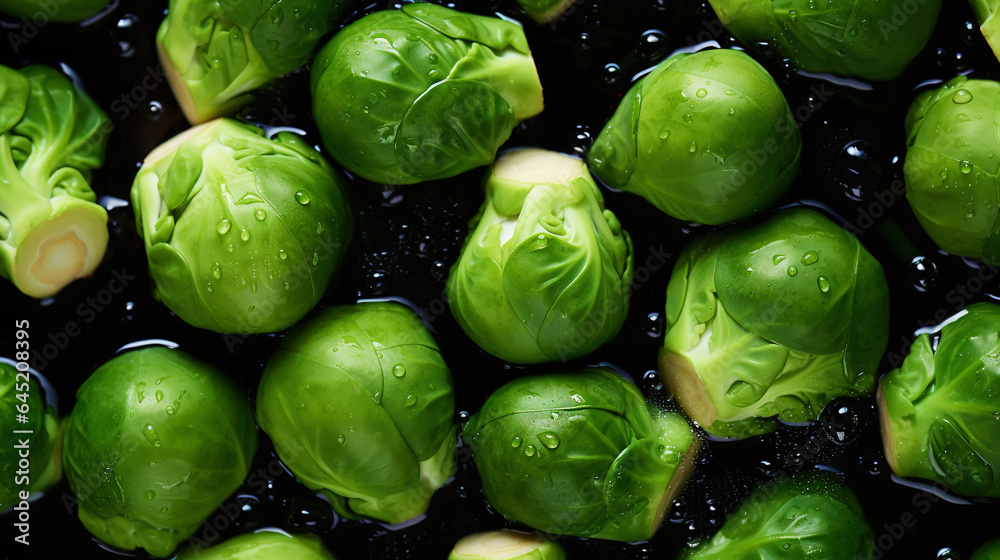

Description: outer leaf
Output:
[707,0,942,81]
[879,303,1000,497]
[0,66,27,135]
[0,362,61,511]
[971,537,1000,560]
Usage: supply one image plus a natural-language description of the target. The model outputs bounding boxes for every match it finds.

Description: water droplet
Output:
[953,89,973,104]
[511,436,522,448]
[967,208,976,218]
[277,249,288,260]
[788,266,798,277]
[143,424,160,447]
[211,263,222,279]
[801,251,819,265]
[255,209,266,221]
[240,228,250,241]
[817,276,831,293]
[206,283,214,293]
[216,219,231,234]
[659,127,670,140]
[165,405,175,415]
[696,88,708,98]
[295,191,311,205]
[941,169,949,179]
[729,108,736,115]
[772,254,786,265]
[960,161,973,174]
[689,142,697,153]
[283,282,290,290]
[405,394,417,407]
[683,113,693,123]
[524,445,536,457]
[155,390,163,402]
[145,490,155,501]
[723,89,736,96]
[788,10,797,21]
[312,253,319,266]
[538,432,560,449]
[337,435,346,444]
[135,382,146,403]
[316,222,325,234]
[392,364,406,377]
[848,26,858,36]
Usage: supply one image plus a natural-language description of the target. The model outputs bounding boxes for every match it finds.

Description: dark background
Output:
[1,0,998,558]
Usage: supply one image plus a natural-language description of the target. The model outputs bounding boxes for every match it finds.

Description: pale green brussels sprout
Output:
[131,118,352,334]
[257,301,457,524]
[972,537,1000,560]
[449,530,566,560]
[0,360,61,511]
[660,208,889,438]
[970,1,1000,63]
[464,368,699,542]
[0,64,110,298]
[176,531,335,560]
[679,472,875,560]
[311,4,544,185]
[706,0,942,81]
[904,76,1000,263]
[879,303,1000,497]
[0,0,106,22]
[447,149,633,364]
[157,0,350,123]
[588,49,800,225]
[62,347,258,558]
[513,0,575,24]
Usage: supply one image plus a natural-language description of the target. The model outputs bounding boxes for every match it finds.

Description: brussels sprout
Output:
[447,149,633,364]
[311,4,544,185]
[514,0,575,24]
[679,472,875,559]
[131,118,352,334]
[971,0,1000,63]
[176,530,335,560]
[464,368,699,542]
[257,301,456,524]
[157,0,350,124]
[0,0,106,22]
[0,64,110,298]
[878,303,1000,497]
[659,208,889,438]
[904,76,1000,263]
[706,0,942,81]
[62,347,258,558]
[972,537,1000,560]
[449,530,566,560]
[588,49,800,225]
[0,361,61,511]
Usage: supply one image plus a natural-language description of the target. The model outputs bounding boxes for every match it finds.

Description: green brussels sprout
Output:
[659,208,889,438]
[678,472,875,559]
[447,149,633,364]
[131,118,353,334]
[449,530,566,560]
[157,0,350,124]
[0,360,61,511]
[62,347,258,558]
[514,0,575,24]
[311,4,545,185]
[971,0,1000,63]
[706,0,942,81]
[0,0,106,22]
[0,64,110,298]
[464,368,699,542]
[257,301,457,524]
[588,49,800,225]
[972,537,1000,560]
[176,531,336,560]
[904,76,1000,263]
[878,303,1000,497]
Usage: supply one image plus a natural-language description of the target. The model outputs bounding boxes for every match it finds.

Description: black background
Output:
[1,0,999,558]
